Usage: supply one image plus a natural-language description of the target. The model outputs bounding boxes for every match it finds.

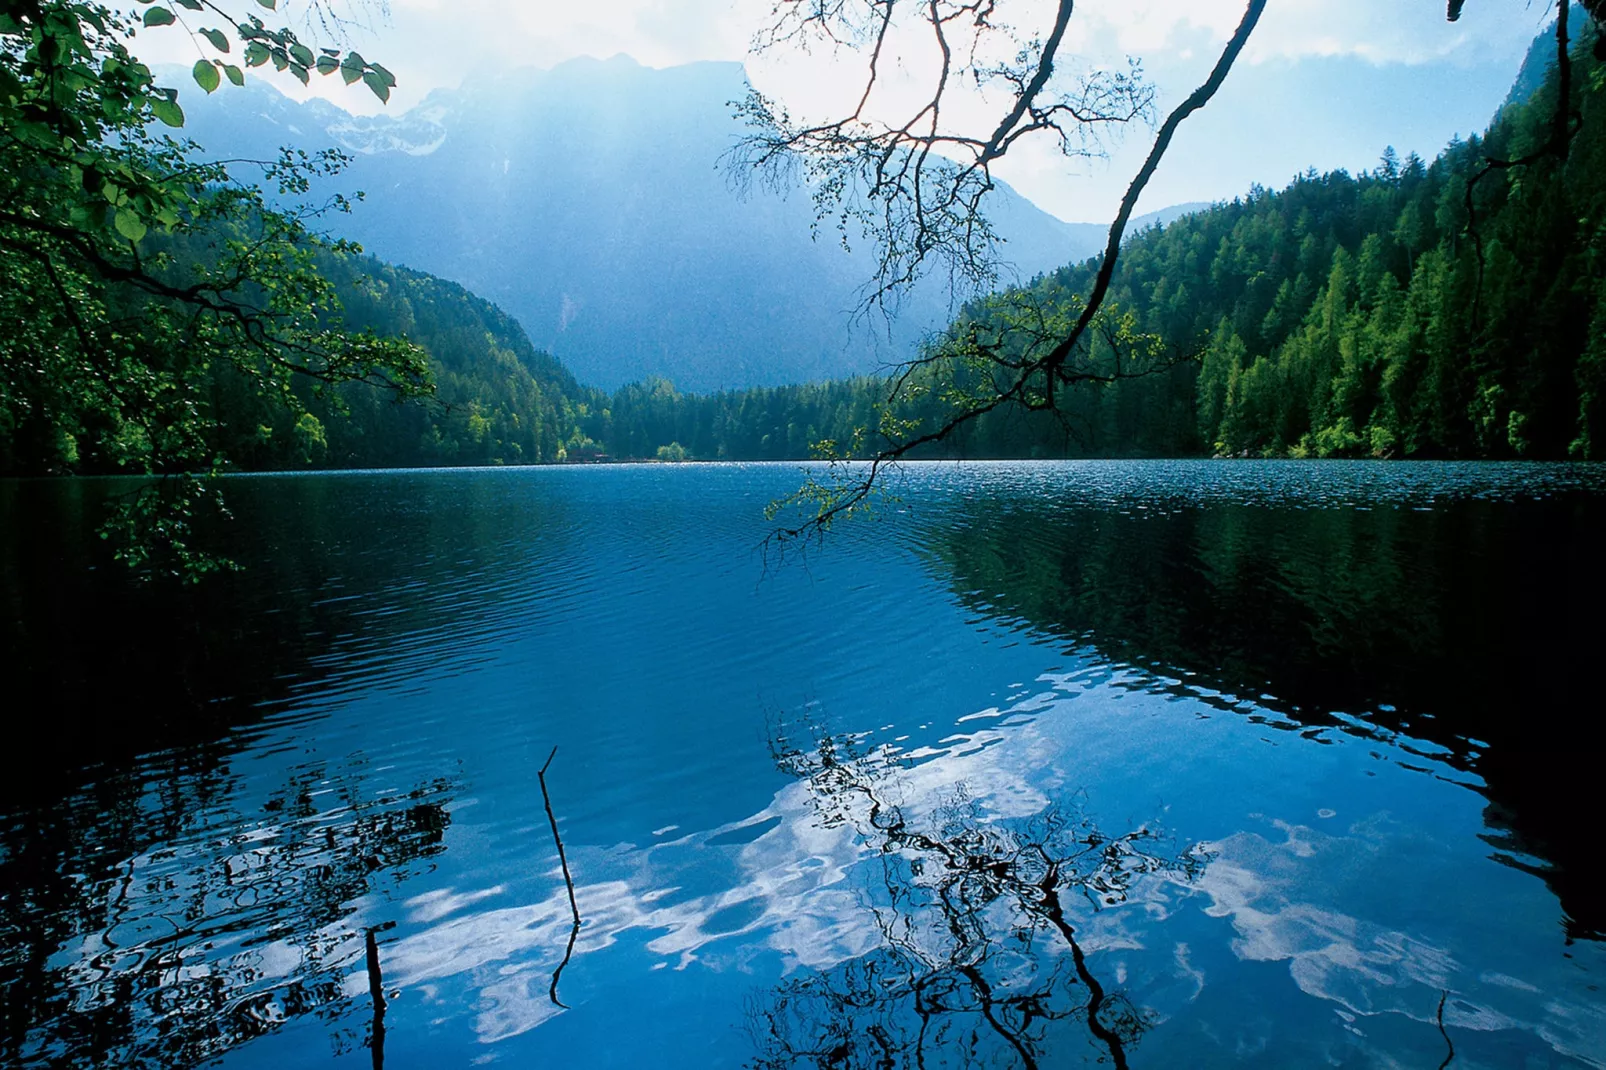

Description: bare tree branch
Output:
[538,747,582,1009]
[747,0,1267,552]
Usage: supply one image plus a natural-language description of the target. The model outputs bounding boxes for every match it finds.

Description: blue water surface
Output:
[1,461,1602,1068]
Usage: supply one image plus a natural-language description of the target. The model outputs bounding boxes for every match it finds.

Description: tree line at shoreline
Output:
[591,20,1606,466]
[7,16,1603,478]
[227,16,1606,471]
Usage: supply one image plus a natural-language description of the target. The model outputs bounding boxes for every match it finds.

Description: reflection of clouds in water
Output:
[372,725,1064,1044]
[370,673,1603,1061]
[408,885,507,924]
[372,805,874,1042]
[1197,819,1606,1067]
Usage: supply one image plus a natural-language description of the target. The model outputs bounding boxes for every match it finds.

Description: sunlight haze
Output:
[135,0,1554,221]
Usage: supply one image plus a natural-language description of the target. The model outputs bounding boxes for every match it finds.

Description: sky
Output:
[136,0,1561,223]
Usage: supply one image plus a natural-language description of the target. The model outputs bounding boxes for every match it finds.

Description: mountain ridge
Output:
[173,55,1181,391]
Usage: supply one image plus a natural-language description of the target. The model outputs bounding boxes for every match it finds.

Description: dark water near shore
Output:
[2,461,1604,1068]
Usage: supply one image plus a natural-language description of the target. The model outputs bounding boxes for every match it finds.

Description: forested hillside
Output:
[601,378,881,462]
[208,255,604,469]
[1114,19,1605,462]
[605,17,1606,463]
[62,16,1598,475]
[176,56,1110,392]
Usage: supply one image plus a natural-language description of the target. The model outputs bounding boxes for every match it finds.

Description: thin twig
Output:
[763,0,1267,550]
[365,926,387,1070]
[1436,989,1456,1070]
[538,746,582,1008]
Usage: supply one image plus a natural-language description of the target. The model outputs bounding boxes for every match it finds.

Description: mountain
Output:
[204,252,604,469]
[1126,201,1212,233]
[1503,1,1588,110]
[585,17,1606,463]
[175,56,1132,392]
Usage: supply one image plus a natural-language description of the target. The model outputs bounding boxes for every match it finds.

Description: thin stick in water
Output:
[366,926,387,1070]
[1436,989,1456,1070]
[539,745,582,1008]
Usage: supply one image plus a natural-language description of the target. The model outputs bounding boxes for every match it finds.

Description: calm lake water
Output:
[2,460,1604,1069]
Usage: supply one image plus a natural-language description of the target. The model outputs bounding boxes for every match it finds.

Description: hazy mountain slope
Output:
[177,56,1120,391]
[1502,1,1587,109]
[203,251,602,469]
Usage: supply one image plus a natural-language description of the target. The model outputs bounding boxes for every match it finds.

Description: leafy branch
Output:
[745,0,1268,551]
[0,0,427,577]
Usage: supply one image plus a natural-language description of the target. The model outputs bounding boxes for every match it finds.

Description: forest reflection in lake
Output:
[1,461,1602,1069]
[921,461,1606,938]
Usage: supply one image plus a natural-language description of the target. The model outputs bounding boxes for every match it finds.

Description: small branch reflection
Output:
[1436,989,1456,1070]
[538,746,582,1009]
[750,719,1208,1069]
[0,764,456,1069]
[365,925,388,1070]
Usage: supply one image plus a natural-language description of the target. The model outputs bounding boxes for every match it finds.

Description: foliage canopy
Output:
[0,0,425,575]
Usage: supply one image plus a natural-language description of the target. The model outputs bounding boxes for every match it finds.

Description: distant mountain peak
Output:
[175,57,1185,390]
[1502,2,1596,110]
[324,105,450,156]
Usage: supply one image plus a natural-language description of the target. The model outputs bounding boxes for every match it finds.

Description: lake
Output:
[2,460,1603,1068]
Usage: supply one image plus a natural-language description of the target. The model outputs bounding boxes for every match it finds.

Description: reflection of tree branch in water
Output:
[750,720,1208,1068]
[0,765,456,1069]
[1436,989,1456,1070]
[1033,856,1134,1070]
[538,747,582,1009]
[365,924,390,1070]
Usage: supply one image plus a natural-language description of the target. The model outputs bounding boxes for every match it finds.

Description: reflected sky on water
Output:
[2,461,1603,1068]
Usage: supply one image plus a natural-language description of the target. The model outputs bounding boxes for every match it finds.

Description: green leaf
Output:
[289,43,314,67]
[223,64,244,87]
[255,0,277,8]
[151,96,184,127]
[244,41,270,67]
[192,58,220,93]
[142,7,175,27]
[315,55,339,75]
[114,208,148,243]
[368,62,397,88]
[340,54,363,85]
[199,27,229,52]
[174,0,203,9]
[362,71,390,103]
[288,63,309,86]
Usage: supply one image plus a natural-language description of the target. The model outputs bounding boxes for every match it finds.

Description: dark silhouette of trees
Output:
[750,719,1207,1069]
[731,0,1267,542]
[731,1,1604,543]
[0,0,423,573]
[0,760,456,1069]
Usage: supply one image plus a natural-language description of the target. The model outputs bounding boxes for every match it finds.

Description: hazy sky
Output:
[142,0,1559,222]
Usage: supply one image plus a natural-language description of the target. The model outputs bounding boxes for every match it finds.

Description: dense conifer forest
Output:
[592,21,1606,463]
[22,17,1590,474]
[209,255,603,469]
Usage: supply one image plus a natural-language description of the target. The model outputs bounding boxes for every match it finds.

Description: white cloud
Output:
[130,0,1552,220]
[1059,0,1551,66]
[133,0,1551,110]
[1196,819,1606,1066]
